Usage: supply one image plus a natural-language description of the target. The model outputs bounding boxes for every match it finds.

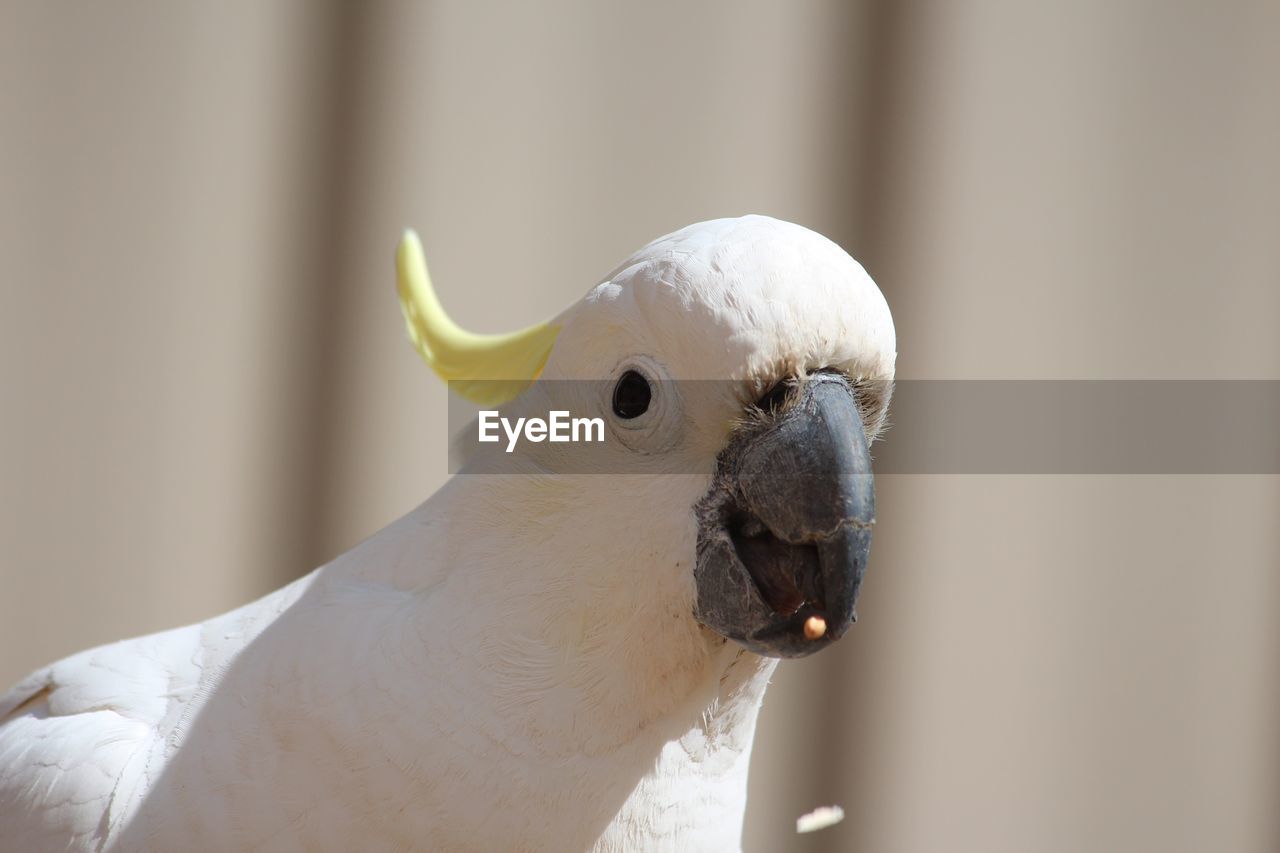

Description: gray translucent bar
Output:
[447,380,1280,474]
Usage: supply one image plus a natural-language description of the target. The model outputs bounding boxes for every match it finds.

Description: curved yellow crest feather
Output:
[396,230,560,406]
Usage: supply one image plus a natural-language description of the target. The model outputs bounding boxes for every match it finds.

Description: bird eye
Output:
[612,370,651,419]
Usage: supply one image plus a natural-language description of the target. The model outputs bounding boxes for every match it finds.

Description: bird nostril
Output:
[755,380,791,414]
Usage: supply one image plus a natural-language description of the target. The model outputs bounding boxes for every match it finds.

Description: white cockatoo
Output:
[0,215,895,851]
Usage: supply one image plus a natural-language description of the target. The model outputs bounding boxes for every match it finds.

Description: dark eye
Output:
[612,370,651,419]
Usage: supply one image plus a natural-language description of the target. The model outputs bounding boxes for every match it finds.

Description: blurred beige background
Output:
[2,2,1277,851]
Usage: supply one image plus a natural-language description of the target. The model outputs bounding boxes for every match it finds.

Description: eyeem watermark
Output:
[478,410,605,453]
[451,380,1280,473]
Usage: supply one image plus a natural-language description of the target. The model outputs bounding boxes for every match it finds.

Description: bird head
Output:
[399,215,895,661]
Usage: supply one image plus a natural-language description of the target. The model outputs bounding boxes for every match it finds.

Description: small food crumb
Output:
[803,615,827,640]
[796,804,844,834]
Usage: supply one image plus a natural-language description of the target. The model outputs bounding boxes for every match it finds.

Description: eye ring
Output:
[611,370,652,419]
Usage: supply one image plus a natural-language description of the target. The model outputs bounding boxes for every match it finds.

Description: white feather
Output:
[0,215,895,850]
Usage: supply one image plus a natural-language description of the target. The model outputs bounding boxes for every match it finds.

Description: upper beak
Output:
[694,372,876,658]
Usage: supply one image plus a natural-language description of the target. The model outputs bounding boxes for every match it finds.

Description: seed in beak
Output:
[803,615,827,640]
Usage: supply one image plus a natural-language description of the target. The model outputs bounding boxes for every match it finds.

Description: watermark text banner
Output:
[446,380,1280,474]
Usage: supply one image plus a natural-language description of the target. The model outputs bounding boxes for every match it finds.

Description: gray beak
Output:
[694,372,875,658]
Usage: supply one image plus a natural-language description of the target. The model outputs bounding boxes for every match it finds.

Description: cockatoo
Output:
[0,215,895,851]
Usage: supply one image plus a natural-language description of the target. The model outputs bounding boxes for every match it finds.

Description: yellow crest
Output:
[396,230,560,406]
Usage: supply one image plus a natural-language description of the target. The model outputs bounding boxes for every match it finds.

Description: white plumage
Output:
[0,215,895,851]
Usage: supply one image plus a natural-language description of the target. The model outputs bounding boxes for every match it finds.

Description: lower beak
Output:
[694,373,875,658]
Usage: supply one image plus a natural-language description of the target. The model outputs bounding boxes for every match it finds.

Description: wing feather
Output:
[0,626,202,850]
